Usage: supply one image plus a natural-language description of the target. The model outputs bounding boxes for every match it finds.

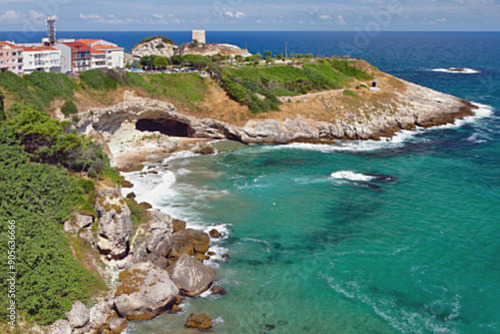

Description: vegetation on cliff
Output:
[0,106,121,327]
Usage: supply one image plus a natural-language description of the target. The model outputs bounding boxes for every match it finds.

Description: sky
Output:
[0,0,499,32]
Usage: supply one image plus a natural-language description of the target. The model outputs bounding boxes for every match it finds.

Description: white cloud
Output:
[224,11,246,19]
[0,10,22,22]
[29,10,43,21]
[320,15,333,20]
[152,13,163,19]
[336,14,346,25]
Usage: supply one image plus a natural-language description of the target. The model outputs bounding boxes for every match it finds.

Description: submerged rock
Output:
[168,254,215,297]
[114,262,179,320]
[185,313,213,330]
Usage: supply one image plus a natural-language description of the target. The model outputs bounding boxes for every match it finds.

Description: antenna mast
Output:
[46,16,56,45]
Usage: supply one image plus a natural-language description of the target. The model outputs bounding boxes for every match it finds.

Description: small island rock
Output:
[185,313,213,330]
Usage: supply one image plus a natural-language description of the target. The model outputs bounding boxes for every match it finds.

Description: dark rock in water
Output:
[126,192,136,199]
[209,229,222,238]
[195,253,210,262]
[261,324,275,331]
[185,313,213,330]
[139,202,153,210]
[207,251,216,256]
[121,180,134,188]
[364,172,398,183]
[211,286,227,296]
[169,304,182,314]
[222,253,231,260]
[168,229,210,260]
[356,181,385,191]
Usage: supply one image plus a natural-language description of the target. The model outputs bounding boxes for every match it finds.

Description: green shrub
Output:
[156,43,165,49]
[61,100,78,117]
[79,70,117,91]
[343,89,359,98]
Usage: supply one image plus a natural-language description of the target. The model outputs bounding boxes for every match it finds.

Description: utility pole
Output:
[285,42,288,60]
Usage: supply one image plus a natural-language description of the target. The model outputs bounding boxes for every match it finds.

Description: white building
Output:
[90,48,107,70]
[22,46,61,74]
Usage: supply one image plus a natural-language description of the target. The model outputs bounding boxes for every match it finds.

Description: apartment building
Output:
[55,42,91,73]
[22,46,61,74]
[0,41,23,75]
[76,39,124,69]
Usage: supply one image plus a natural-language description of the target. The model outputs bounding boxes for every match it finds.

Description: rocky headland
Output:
[75,64,476,169]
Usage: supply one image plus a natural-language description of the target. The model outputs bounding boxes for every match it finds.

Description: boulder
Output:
[63,221,78,234]
[209,229,221,238]
[167,254,215,297]
[114,262,179,320]
[121,180,133,188]
[131,242,170,269]
[108,317,128,333]
[66,300,90,329]
[149,209,174,233]
[74,212,93,229]
[172,218,186,232]
[192,143,215,155]
[146,231,172,257]
[169,229,210,260]
[88,300,111,329]
[48,319,73,334]
[95,189,133,259]
[185,313,213,330]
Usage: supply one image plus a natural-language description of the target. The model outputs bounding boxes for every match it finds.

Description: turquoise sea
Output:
[5,30,497,333]
[113,32,500,334]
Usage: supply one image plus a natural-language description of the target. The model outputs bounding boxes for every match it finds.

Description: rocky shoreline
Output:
[47,176,226,333]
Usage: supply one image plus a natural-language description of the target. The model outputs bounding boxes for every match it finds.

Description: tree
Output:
[153,56,168,70]
[276,52,283,61]
[264,50,272,58]
[140,55,154,70]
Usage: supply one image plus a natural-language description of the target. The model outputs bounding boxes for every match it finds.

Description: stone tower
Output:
[192,30,206,44]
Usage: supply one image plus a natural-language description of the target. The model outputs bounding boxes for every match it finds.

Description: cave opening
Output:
[136,118,194,137]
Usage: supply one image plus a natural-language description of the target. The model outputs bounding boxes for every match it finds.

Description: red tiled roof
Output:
[91,48,105,54]
[63,42,91,51]
[76,39,99,45]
